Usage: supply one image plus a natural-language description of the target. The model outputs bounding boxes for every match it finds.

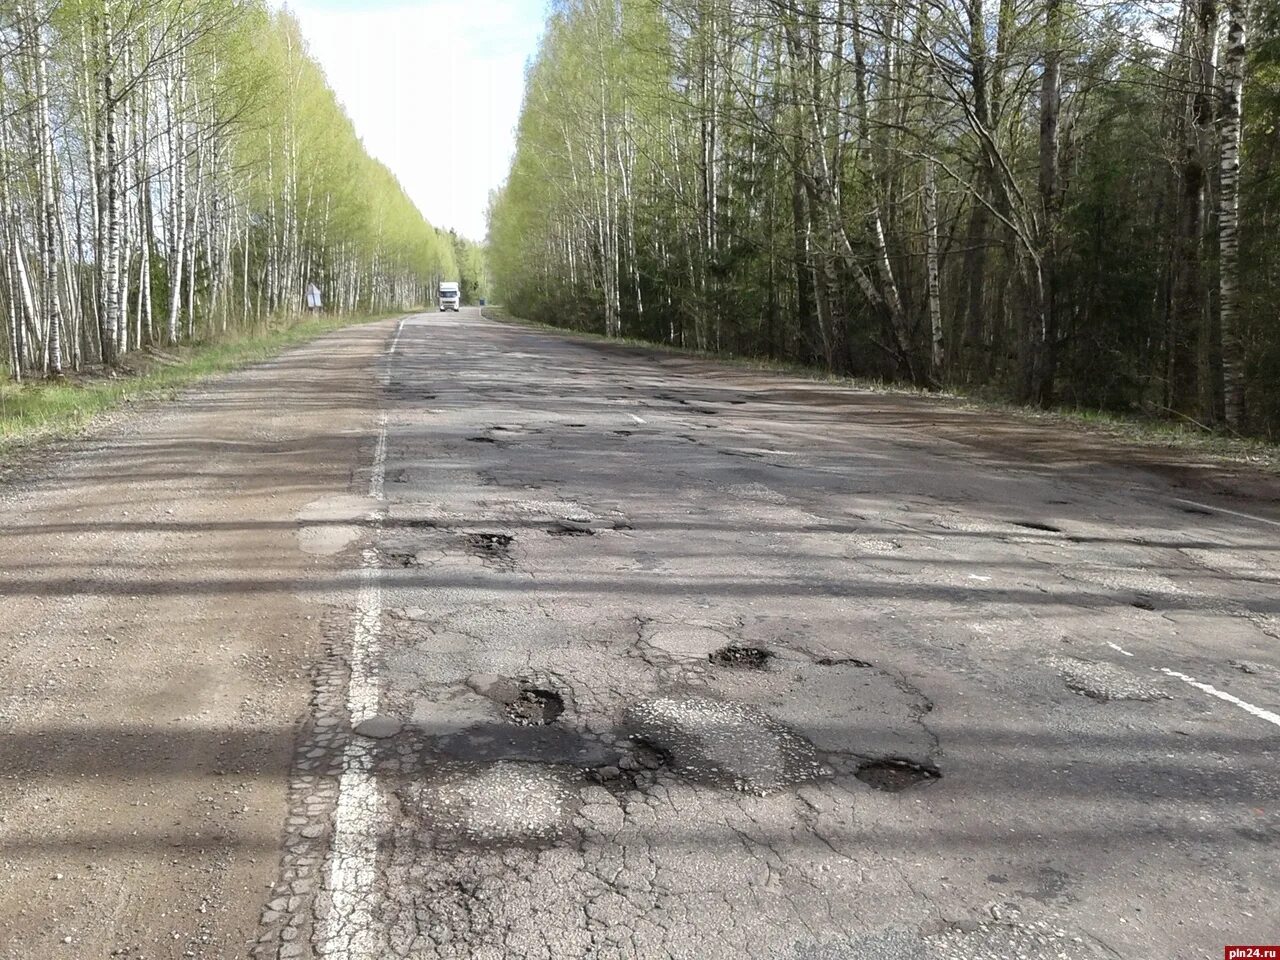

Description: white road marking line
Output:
[389,316,408,357]
[1107,642,1134,657]
[318,414,387,959]
[1171,497,1280,529]
[381,318,409,389]
[629,413,646,424]
[1160,667,1280,730]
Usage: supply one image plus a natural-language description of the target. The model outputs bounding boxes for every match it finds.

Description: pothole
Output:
[1180,504,1213,516]
[410,761,579,847]
[1131,596,1156,610]
[379,547,422,568]
[547,524,596,537]
[466,435,498,444]
[817,656,874,668]
[626,696,826,794]
[464,532,514,566]
[709,645,772,670]
[504,687,565,726]
[855,757,941,792]
[1053,656,1169,701]
[1010,520,1062,533]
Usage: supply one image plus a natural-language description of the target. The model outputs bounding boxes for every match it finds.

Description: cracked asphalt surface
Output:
[3,308,1279,958]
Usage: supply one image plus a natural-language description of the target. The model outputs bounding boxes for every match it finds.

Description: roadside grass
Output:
[483,306,1280,473]
[0,312,396,459]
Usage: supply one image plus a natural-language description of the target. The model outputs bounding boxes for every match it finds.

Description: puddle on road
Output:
[855,757,941,792]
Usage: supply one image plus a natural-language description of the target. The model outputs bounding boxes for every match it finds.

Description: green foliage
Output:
[0,0,455,378]
[490,0,1280,437]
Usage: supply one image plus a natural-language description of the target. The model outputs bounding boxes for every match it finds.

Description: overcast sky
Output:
[277,0,546,240]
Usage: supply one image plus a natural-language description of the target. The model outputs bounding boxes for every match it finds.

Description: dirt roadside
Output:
[0,320,391,959]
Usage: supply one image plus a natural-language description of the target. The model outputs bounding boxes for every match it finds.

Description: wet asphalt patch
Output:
[505,687,565,726]
[855,757,942,792]
[709,645,773,670]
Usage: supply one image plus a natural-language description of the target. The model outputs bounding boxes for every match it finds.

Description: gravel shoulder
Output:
[0,320,392,958]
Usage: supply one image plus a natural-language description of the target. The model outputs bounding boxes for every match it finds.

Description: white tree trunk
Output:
[1220,0,1248,429]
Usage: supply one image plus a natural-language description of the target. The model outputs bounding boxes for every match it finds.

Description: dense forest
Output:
[0,0,467,381]
[489,0,1280,438]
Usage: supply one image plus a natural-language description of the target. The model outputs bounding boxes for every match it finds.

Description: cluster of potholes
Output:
[369,640,949,856]
[373,637,1171,852]
[375,498,634,573]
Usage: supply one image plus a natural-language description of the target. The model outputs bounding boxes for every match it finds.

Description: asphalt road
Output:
[2,308,1278,959]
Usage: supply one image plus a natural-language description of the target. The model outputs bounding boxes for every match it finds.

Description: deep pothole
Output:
[855,757,941,792]
[547,521,596,537]
[817,656,874,668]
[709,645,772,670]
[465,532,514,565]
[504,687,565,726]
[1010,520,1062,533]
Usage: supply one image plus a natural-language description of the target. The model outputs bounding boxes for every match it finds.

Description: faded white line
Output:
[317,414,388,958]
[1107,642,1134,657]
[629,413,647,424]
[389,316,408,357]
[1160,667,1280,730]
[381,318,409,390]
[1172,497,1280,529]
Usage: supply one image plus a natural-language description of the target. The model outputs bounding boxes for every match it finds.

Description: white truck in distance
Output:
[438,282,460,312]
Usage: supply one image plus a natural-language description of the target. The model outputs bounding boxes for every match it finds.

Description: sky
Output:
[277,0,547,240]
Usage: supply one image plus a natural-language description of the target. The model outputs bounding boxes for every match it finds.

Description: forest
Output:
[0,0,479,382]
[489,0,1280,438]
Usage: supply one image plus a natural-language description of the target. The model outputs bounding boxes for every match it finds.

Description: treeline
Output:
[489,0,1280,437]
[1,0,458,381]
[450,231,489,305]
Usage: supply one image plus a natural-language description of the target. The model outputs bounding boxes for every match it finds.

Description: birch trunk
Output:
[1219,0,1248,430]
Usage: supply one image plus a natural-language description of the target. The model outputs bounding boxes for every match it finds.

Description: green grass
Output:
[0,312,396,458]
[483,306,1280,473]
